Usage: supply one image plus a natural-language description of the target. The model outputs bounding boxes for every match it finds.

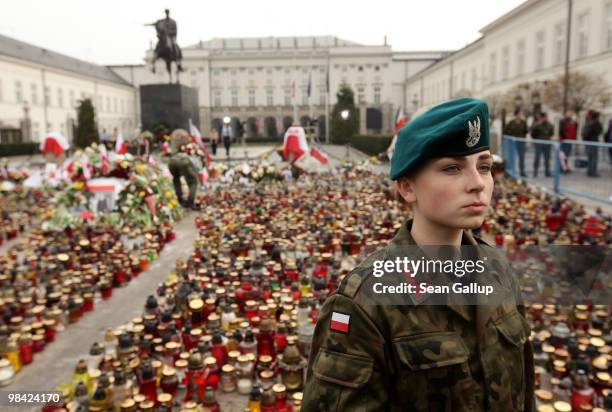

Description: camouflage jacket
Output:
[302,220,535,412]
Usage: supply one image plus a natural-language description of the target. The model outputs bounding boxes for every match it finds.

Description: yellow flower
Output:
[135,164,146,174]
[72,182,84,190]
[139,191,145,197]
[165,191,172,198]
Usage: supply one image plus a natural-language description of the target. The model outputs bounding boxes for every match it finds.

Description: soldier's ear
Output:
[396,176,417,205]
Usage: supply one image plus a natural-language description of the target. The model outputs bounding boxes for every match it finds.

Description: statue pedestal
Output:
[140,84,199,132]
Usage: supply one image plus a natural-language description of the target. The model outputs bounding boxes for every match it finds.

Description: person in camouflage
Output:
[505,110,529,178]
[302,98,535,412]
[168,138,200,211]
[530,112,554,177]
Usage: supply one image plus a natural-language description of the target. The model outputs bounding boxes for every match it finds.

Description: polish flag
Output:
[330,311,350,333]
[40,132,70,156]
[99,145,110,175]
[115,133,127,154]
[189,118,205,150]
[283,126,308,162]
[386,107,406,160]
[310,146,329,165]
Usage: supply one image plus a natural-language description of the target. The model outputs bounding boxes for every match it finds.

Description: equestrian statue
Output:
[145,9,184,84]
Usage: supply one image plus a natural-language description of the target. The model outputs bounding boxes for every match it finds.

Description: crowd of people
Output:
[505,109,612,178]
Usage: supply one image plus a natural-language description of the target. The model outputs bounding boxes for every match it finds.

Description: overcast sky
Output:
[2,0,526,65]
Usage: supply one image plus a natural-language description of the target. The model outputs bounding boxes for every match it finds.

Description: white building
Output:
[405,0,612,126]
[0,34,137,144]
[110,36,448,138]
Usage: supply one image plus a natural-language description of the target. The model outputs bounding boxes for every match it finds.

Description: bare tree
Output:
[543,71,611,119]
[483,92,515,123]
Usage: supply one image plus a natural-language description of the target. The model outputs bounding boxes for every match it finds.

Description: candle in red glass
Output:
[204,357,220,390]
[189,299,204,328]
[138,361,158,402]
[273,384,289,412]
[160,368,179,397]
[244,301,257,321]
[32,334,45,353]
[19,334,34,365]
[100,282,112,300]
[184,353,205,402]
[257,319,276,360]
[571,370,593,411]
[83,293,94,312]
[210,333,227,367]
[275,325,288,354]
[43,320,56,343]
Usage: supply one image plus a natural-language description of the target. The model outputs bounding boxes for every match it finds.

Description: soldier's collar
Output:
[387,219,505,322]
[391,219,479,247]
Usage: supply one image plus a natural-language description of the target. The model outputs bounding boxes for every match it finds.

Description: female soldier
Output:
[302,98,534,411]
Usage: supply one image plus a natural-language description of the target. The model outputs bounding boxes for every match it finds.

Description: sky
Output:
[2,0,526,65]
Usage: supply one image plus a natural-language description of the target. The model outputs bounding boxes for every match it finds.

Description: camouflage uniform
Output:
[168,152,199,207]
[302,219,535,412]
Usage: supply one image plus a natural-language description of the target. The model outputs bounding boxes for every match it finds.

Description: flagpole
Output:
[308,51,313,134]
[293,52,298,124]
[325,51,330,144]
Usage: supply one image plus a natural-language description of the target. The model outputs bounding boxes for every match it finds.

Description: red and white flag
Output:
[99,145,110,175]
[40,132,70,156]
[330,311,350,333]
[387,107,406,160]
[189,118,205,150]
[115,133,127,155]
[283,126,308,161]
[310,146,329,165]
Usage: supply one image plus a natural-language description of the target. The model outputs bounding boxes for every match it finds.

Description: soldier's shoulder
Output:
[471,233,493,247]
[336,247,388,299]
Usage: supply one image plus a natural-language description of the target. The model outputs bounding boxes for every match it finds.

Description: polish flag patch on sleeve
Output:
[330,311,350,333]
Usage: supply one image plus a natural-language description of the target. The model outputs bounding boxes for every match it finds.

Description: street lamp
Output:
[340,109,351,159]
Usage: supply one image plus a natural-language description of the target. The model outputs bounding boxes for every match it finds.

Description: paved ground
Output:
[7,215,198,397]
[512,146,612,211]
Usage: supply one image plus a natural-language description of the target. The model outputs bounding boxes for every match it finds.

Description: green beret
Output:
[390,98,490,180]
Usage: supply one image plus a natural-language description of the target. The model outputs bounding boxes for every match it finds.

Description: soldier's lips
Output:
[462,203,486,212]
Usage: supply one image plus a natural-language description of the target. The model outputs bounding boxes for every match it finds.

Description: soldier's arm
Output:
[302,293,389,412]
[510,264,536,412]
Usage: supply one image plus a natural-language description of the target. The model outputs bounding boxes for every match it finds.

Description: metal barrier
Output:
[502,135,612,204]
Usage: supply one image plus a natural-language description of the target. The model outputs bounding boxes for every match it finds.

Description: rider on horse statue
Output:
[146,9,184,82]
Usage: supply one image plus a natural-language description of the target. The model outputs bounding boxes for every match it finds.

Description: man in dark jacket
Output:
[505,109,528,177]
[582,110,603,177]
[530,112,554,177]
[558,110,578,173]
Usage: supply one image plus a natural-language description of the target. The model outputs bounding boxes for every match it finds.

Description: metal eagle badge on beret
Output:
[466,116,481,147]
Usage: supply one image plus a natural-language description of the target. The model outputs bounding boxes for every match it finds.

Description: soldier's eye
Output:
[479,164,492,173]
[442,165,460,173]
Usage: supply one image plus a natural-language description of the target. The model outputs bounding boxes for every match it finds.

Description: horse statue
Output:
[145,9,184,84]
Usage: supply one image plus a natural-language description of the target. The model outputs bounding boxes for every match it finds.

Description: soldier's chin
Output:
[458,215,485,230]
